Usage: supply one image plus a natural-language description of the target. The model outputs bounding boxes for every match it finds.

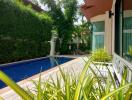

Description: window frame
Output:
[115,0,122,56]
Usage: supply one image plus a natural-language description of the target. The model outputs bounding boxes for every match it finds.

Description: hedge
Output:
[0,0,52,64]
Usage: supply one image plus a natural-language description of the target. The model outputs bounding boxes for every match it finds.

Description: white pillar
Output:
[50,37,56,56]
[105,11,112,55]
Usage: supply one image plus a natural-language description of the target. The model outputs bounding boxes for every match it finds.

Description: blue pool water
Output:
[0,57,73,89]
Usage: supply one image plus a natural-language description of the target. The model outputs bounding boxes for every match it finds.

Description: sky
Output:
[78,0,84,5]
[37,0,84,10]
[76,0,87,25]
[36,0,86,25]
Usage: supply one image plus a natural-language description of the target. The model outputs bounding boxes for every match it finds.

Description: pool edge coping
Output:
[0,55,78,67]
[0,56,83,95]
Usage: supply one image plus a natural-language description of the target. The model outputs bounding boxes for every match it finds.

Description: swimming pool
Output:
[0,57,73,89]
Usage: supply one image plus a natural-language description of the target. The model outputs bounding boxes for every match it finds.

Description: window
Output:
[92,21,104,50]
[115,0,132,62]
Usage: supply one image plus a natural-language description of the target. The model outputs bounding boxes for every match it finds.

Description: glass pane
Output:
[95,35,104,49]
[92,21,104,50]
[92,21,105,32]
[123,0,132,62]
[92,34,104,50]
[124,17,132,29]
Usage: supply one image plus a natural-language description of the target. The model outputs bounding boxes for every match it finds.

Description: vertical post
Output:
[50,37,56,56]
[105,11,112,54]
[50,32,57,57]
[49,32,58,67]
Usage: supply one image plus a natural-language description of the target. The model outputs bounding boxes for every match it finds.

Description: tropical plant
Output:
[0,71,33,100]
[92,49,112,62]
[128,46,132,56]
[40,0,78,54]
[0,58,132,100]
[73,22,92,52]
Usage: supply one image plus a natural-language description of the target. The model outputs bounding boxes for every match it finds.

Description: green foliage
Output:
[73,22,92,52]
[128,46,132,56]
[0,0,52,63]
[0,58,132,99]
[29,59,132,100]
[79,43,90,52]
[0,71,33,100]
[92,49,112,62]
[40,0,77,54]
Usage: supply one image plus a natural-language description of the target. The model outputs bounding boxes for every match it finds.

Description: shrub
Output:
[128,46,132,56]
[92,49,112,62]
[0,0,52,64]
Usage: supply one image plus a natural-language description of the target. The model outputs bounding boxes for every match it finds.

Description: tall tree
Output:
[40,0,77,54]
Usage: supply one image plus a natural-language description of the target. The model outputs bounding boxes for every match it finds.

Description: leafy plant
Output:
[27,58,132,100]
[0,71,33,100]
[40,0,78,54]
[0,0,52,64]
[128,46,132,56]
[73,22,92,52]
[0,58,132,100]
[92,49,112,62]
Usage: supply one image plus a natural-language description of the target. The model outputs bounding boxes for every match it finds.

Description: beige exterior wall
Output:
[90,14,105,22]
[111,0,116,55]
